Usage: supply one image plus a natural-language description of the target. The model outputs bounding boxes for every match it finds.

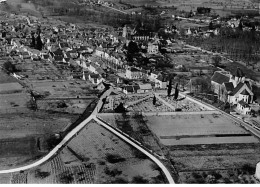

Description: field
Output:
[145,114,259,146]
[127,97,174,112]
[0,93,31,113]
[36,98,94,114]
[6,120,166,184]
[170,143,260,183]
[0,112,79,139]
[0,136,45,170]
[98,113,165,156]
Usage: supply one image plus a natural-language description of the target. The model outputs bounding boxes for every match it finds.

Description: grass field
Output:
[0,136,45,170]
[145,114,259,145]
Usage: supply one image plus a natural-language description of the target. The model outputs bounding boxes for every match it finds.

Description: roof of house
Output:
[54,56,64,62]
[211,72,229,84]
[240,89,250,95]
[89,73,101,79]
[224,82,234,93]
[231,82,244,96]
[238,100,250,108]
[139,84,152,90]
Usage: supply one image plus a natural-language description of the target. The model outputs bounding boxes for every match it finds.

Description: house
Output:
[227,82,253,105]
[54,56,66,63]
[155,74,168,89]
[95,81,110,91]
[19,51,30,59]
[147,42,159,54]
[88,73,103,85]
[125,67,143,79]
[122,85,140,94]
[237,100,251,115]
[211,68,254,105]
[138,83,152,93]
[211,71,230,97]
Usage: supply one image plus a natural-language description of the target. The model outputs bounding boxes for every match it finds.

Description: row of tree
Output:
[185,27,260,66]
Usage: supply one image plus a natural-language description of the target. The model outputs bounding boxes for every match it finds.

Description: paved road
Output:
[0,87,175,184]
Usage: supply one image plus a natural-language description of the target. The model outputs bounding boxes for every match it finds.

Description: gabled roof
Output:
[211,72,229,84]
[54,56,64,62]
[240,89,250,95]
[231,82,244,96]
[231,82,253,96]
[139,84,152,90]
[224,82,234,92]
[89,73,101,79]
[238,100,250,108]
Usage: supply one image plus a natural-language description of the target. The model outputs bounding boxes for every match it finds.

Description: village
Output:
[0,0,260,184]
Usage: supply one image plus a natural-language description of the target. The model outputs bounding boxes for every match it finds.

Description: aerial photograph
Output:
[0,0,260,184]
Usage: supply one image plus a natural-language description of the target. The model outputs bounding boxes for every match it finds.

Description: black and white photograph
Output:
[0,0,260,184]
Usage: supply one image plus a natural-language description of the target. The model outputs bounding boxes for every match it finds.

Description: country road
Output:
[101,4,128,14]
[0,86,175,184]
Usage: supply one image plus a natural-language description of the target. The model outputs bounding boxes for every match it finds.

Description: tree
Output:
[153,95,156,105]
[167,78,172,96]
[127,41,139,54]
[3,61,16,73]
[36,33,43,51]
[31,32,36,48]
[174,83,179,100]
[212,55,221,67]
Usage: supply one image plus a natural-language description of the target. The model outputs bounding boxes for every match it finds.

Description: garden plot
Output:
[102,93,152,112]
[98,114,165,156]
[146,114,259,146]
[0,136,45,170]
[127,97,174,112]
[0,112,78,139]
[0,93,31,113]
[169,143,260,184]
[36,99,94,114]
[160,95,205,112]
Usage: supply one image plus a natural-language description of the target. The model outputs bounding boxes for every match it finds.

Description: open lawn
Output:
[0,93,31,113]
[145,114,259,145]
[0,112,79,139]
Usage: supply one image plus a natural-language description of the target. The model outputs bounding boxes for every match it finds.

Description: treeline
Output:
[185,27,260,66]
[51,5,162,30]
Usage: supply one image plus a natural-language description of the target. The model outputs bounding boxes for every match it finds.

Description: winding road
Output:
[0,87,175,184]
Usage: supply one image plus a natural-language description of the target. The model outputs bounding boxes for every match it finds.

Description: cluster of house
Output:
[211,68,254,115]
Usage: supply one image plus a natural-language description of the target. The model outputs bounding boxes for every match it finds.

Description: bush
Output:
[111,177,128,184]
[132,175,149,184]
[242,164,255,175]
[132,148,148,159]
[34,169,50,179]
[104,167,122,177]
[105,154,126,164]
[59,173,74,184]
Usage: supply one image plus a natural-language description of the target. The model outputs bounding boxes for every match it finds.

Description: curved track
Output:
[0,87,175,184]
